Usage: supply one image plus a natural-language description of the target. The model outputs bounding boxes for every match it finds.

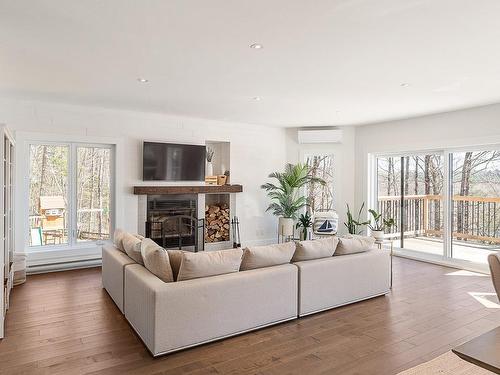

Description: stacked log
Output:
[205,203,230,242]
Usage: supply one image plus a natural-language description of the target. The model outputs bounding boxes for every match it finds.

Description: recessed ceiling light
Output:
[137,78,149,83]
[250,43,263,49]
[252,96,261,101]
[400,83,410,87]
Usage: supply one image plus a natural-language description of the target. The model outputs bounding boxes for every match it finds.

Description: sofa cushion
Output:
[113,229,144,253]
[113,228,127,252]
[335,235,375,256]
[167,250,184,281]
[292,237,339,262]
[140,239,174,283]
[241,242,295,271]
[177,249,243,281]
[122,233,144,264]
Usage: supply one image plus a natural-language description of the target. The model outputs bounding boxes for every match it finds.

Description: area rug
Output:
[398,351,495,374]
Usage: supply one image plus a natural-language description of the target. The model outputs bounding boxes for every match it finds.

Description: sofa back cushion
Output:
[177,248,243,281]
[335,235,375,256]
[241,242,295,271]
[167,250,184,281]
[114,229,144,253]
[292,237,339,262]
[122,233,144,264]
[113,228,127,252]
[140,238,174,283]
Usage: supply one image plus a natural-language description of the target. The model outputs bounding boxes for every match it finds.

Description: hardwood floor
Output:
[1,257,499,375]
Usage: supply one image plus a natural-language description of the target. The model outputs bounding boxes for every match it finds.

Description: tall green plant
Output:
[344,202,370,235]
[261,163,325,219]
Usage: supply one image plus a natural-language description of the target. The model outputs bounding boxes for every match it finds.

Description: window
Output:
[373,148,500,266]
[28,143,113,247]
[304,154,334,213]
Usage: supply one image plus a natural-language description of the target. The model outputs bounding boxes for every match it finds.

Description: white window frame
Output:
[369,144,500,274]
[302,152,335,213]
[16,132,123,261]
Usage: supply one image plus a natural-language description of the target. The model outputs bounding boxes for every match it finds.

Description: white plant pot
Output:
[206,162,213,176]
[371,230,385,241]
[278,217,294,237]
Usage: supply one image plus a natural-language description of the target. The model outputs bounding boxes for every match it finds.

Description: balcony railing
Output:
[378,195,500,244]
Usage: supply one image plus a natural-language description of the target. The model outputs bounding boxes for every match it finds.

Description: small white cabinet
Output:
[0,126,14,339]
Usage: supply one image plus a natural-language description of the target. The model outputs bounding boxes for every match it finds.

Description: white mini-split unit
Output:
[297,129,343,144]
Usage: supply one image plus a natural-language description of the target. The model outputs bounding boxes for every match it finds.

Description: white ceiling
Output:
[2,0,500,127]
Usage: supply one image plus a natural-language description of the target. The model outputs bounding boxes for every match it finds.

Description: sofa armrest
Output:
[101,245,135,313]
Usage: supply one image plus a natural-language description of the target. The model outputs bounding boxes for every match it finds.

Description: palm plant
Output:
[261,163,326,219]
[344,202,370,235]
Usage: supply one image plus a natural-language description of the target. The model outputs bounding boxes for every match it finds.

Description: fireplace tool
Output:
[231,216,241,248]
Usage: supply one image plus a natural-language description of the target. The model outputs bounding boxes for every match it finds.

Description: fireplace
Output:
[145,194,203,250]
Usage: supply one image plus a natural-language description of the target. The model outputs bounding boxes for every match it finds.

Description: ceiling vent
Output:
[297,129,343,144]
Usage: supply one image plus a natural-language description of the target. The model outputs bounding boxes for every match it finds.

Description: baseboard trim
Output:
[27,259,102,274]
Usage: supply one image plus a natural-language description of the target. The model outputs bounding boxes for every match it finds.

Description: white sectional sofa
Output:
[102,234,391,356]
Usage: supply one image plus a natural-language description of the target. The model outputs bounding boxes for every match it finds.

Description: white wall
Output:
[285,127,356,235]
[0,97,287,259]
[355,103,500,210]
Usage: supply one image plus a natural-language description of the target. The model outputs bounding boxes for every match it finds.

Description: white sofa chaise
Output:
[295,250,391,316]
[124,262,298,356]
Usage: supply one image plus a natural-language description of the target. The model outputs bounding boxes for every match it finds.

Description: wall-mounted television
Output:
[143,142,206,181]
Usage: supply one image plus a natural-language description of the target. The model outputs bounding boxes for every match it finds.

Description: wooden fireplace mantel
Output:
[133,184,243,195]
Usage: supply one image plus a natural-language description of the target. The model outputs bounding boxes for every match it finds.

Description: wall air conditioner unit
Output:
[297,129,343,144]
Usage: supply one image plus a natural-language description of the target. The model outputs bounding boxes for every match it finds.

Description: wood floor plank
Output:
[1,257,499,374]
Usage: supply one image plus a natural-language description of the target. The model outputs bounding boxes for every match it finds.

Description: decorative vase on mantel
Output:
[206,162,214,176]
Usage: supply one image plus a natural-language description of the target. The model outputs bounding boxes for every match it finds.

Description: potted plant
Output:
[261,163,325,237]
[296,212,313,240]
[368,209,395,240]
[344,203,370,235]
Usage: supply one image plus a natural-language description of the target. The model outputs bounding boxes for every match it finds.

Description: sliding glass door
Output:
[376,153,444,256]
[451,151,500,264]
[374,148,500,266]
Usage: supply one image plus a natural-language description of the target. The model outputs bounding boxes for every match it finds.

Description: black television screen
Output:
[143,142,206,181]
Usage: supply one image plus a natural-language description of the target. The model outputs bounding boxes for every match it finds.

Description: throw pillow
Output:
[140,238,174,283]
[122,232,144,264]
[335,235,375,256]
[113,229,144,253]
[113,228,126,252]
[177,248,243,281]
[292,237,339,262]
[240,242,295,271]
[167,249,184,281]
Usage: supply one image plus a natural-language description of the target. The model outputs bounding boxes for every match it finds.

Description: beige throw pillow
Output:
[240,242,295,271]
[335,235,375,256]
[177,249,243,281]
[167,250,184,281]
[113,228,126,252]
[140,239,174,283]
[292,237,339,262]
[122,233,144,264]
[113,229,144,253]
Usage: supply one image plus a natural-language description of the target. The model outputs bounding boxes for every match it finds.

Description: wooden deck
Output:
[1,257,499,374]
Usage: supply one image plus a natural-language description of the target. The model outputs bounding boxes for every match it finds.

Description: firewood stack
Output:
[205,203,230,242]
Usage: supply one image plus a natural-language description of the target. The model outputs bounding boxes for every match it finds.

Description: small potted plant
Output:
[344,203,370,235]
[368,209,395,241]
[296,212,313,240]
